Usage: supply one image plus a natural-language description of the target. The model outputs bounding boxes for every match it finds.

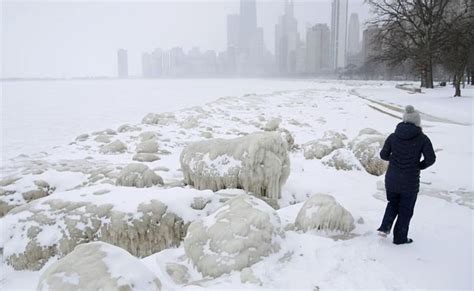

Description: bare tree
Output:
[366,0,457,88]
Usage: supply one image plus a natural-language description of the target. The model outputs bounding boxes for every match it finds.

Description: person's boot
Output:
[377,228,390,237]
[393,238,413,245]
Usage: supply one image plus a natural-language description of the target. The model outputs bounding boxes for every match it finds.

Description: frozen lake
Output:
[1,78,319,161]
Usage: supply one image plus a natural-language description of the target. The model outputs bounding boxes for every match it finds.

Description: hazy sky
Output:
[2,0,370,78]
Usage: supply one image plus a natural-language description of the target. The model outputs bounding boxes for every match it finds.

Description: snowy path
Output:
[1,81,472,290]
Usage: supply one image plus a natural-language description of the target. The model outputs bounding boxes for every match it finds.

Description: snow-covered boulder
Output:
[181,116,199,129]
[75,134,89,142]
[321,149,363,171]
[142,112,176,125]
[100,140,127,154]
[132,153,160,163]
[2,196,186,270]
[139,131,160,141]
[303,131,347,159]
[136,140,159,154]
[180,132,290,200]
[349,129,388,176]
[116,163,163,187]
[183,195,283,278]
[37,242,161,291]
[295,194,355,233]
[263,118,281,131]
[0,180,55,217]
[94,135,112,144]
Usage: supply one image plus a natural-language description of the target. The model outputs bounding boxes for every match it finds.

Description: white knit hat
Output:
[403,105,421,127]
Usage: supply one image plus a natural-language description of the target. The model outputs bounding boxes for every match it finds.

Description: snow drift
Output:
[180,132,290,200]
[183,195,283,278]
[37,242,161,291]
[295,194,355,233]
[2,197,186,270]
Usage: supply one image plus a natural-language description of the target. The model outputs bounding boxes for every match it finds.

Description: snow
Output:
[1,79,473,290]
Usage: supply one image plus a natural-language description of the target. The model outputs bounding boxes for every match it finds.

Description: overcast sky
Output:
[2,0,371,78]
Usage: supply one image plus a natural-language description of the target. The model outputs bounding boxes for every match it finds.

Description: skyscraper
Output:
[347,13,360,55]
[275,0,299,74]
[239,0,257,54]
[227,14,240,51]
[330,0,348,69]
[306,24,330,74]
[117,49,128,78]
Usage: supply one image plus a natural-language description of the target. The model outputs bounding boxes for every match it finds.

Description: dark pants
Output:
[378,191,418,244]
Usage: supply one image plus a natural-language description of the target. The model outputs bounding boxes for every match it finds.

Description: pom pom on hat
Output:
[403,105,421,127]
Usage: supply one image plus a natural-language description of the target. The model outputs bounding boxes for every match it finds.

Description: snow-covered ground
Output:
[1,79,472,290]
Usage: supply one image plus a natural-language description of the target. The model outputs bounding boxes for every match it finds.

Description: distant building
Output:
[306,24,330,74]
[362,25,381,63]
[141,52,152,78]
[117,49,128,78]
[330,0,348,69]
[227,14,240,51]
[275,0,299,74]
[347,13,361,55]
[151,49,163,78]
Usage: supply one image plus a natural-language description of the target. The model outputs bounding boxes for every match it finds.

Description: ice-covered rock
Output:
[166,263,190,285]
[139,131,160,141]
[349,129,388,176]
[136,140,159,154]
[94,135,112,144]
[184,195,283,278]
[132,153,160,163]
[117,124,141,133]
[116,163,163,187]
[321,149,363,171]
[278,128,295,150]
[142,112,176,125]
[37,242,161,291]
[180,132,290,200]
[3,196,186,270]
[240,267,262,285]
[75,134,89,142]
[92,128,117,136]
[295,194,355,233]
[100,140,127,154]
[303,131,347,159]
[0,180,55,217]
[263,118,281,131]
[181,116,199,129]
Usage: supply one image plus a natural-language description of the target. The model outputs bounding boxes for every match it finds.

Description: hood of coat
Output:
[394,122,422,140]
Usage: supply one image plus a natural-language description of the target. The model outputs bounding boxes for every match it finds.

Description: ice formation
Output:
[295,194,355,233]
[75,134,89,142]
[263,118,281,131]
[142,112,176,125]
[117,124,141,133]
[136,140,159,154]
[0,180,55,217]
[2,197,186,270]
[37,242,161,291]
[116,163,164,187]
[321,148,363,171]
[349,129,388,176]
[278,128,295,150]
[303,131,347,159]
[132,153,160,162]
[183,195,283,278]
[100,140,127,154]
[180,132,290,200]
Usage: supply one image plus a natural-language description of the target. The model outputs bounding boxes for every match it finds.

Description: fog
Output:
[2,0,369,78]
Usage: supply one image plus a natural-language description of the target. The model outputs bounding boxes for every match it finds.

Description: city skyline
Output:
[3,0,370,78]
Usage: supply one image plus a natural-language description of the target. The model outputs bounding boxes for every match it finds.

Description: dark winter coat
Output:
[380,122,436,193]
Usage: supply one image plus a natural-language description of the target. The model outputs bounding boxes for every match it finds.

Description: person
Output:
[377,105,436,245]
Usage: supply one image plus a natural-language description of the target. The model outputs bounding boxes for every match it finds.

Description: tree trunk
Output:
[427,58,434,88]
[420,69,427,88]
[454,72,463,97]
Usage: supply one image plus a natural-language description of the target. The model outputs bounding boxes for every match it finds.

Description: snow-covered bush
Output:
[100,140,127,154]
[180,132,290,200]
[37,242,161,291]
[142,112,176,125]
[303,131,347,159]
[349,129,388,176]
[136,140,159,154]
[295,194,355,233]
[116,163,163,187]
[3,197,186,270]
[321,149,363,171]
[184,195,283,278]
